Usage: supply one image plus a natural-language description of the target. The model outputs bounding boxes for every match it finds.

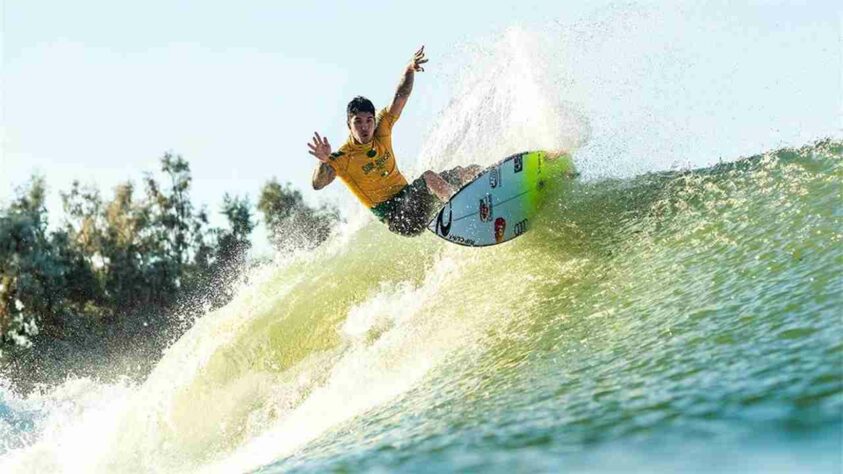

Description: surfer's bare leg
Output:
[422,170,455,201]
[437,165,482,189]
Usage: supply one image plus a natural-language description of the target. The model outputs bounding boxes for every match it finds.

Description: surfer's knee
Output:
[422,170,453,201]
[422,170,440,189]
[423,170,448,185]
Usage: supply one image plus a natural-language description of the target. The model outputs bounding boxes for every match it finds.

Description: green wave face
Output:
[8,142,840,473]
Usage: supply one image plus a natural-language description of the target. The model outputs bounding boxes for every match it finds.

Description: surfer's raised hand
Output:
[307,132,332,163]
[408,45,428,73]
[390,46,427,117]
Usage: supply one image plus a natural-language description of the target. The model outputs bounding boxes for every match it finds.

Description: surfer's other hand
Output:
[307,132,332,163]
[408,45,428,73]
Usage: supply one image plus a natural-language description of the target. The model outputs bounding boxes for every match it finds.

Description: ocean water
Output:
[1,17,841,474]
[1,141,839,473]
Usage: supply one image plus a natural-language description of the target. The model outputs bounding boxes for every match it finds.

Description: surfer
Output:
[307,46,480,236]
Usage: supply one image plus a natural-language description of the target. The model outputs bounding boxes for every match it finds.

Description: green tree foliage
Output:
[216,193,255,267]
[57,153,213,313]
[258,179,339,250]
[0,176,85,348]
[139,153,207,298]
[197,194,257,309]
[1,152,335,369]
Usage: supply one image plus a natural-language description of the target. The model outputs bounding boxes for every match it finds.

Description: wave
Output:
[2,139,839,472]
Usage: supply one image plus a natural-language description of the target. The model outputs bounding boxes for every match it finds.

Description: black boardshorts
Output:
[371,168,465,237]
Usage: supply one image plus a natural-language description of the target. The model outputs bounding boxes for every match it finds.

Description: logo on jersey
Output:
[494,217,507,243]
[361,151,391,175]
[479,195,493,222]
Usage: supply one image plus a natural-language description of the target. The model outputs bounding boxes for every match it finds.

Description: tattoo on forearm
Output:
[313,162,335,189]
[395,71,414,99]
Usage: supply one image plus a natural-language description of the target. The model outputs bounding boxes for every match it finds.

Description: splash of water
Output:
[414,27,591,176]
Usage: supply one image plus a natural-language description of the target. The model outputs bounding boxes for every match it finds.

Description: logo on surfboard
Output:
[513,155,523,173]
[513,219,528,236]
[435,202,453,237]
[494,217,507,243]
[489,167,501,188]
[479,195,493,222]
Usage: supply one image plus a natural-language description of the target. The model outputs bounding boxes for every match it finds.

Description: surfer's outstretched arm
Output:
[307,132,336,190]
[388,46,427,118]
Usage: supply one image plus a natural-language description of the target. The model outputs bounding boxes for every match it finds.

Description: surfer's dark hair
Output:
[347,96,376,121]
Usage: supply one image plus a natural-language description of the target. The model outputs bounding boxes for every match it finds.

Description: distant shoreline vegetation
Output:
[0,152,339,390]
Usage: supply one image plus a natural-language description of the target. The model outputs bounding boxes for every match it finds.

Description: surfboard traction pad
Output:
[427,151,573,247]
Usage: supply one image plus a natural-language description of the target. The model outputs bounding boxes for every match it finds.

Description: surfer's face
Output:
[348,112,375,144]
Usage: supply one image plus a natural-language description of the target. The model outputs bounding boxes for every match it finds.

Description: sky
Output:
[2,0,840,255]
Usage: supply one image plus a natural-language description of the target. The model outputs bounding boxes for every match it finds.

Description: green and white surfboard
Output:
[428,151,575,247]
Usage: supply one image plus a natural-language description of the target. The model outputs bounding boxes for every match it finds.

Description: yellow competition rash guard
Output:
[326,109,408,208]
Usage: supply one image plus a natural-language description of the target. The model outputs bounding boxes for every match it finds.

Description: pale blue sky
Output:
[2,1,840,254]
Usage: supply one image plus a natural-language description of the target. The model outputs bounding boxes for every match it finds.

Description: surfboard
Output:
[427,151,574,247]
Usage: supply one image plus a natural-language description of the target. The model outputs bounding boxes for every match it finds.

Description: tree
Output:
[0,176,72,347]
[258,179,339,250]
[216,194,255,266]
[1,152,328,371]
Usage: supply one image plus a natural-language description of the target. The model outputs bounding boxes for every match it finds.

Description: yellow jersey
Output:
[327,109,408,208]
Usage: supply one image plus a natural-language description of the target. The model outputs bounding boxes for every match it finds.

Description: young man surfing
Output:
[307,46,479,236]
